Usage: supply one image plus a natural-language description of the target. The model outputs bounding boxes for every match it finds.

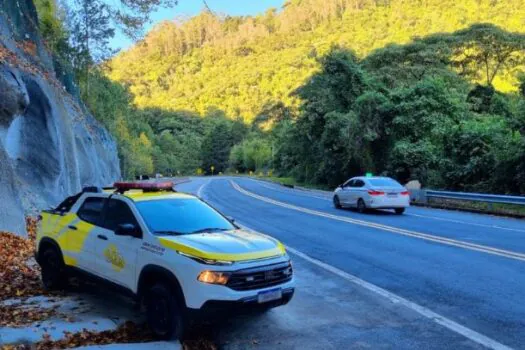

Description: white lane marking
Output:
[407,213,525,233]
[235,221,513,350]
[247,178,525,232]
[231,180,525,262]
[257,181,331,201]
[249,178,331,200]
[291,246,513,350]
[197,180,209,198]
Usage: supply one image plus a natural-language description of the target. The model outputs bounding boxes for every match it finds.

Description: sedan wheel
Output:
[333,196,342,209]
[357,199,366,213]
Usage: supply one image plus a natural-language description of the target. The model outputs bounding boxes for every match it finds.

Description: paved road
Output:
[177,177,525,349]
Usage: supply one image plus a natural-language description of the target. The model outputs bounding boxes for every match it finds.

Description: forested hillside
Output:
[34,0,525,194]
[108,0,525,121]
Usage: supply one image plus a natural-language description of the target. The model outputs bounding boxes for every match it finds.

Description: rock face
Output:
[0,0,121,235]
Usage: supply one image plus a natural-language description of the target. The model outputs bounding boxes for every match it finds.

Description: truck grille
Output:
[227,261,293,291]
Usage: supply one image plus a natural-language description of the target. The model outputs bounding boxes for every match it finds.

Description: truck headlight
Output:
[198,270,231,285]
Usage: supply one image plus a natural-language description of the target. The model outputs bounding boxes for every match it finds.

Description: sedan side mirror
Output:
[115,223,141,238]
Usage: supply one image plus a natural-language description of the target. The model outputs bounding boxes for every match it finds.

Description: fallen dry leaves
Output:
[0,217,47,300]
[0,303,61,328]
[0,217,60,328]
[19,40,37,58]
[182,324,218,350]
[0,218,218,349]
[0,321,156,350]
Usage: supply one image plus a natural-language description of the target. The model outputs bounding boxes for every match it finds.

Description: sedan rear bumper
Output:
[367,196,410,209]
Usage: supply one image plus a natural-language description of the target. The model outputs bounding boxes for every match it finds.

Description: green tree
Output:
[230,138,272,172]
[69,0,115,99]
[449,24,525,86]
[283,48,369,184]
[201,121,234,174]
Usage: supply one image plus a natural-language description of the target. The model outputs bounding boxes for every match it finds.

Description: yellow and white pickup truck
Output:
[35,181,294,339]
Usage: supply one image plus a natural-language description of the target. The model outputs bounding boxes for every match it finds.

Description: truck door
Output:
[72,196,107,273]
[95,198,142,291]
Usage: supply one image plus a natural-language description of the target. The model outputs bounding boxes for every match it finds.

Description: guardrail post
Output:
[420,190,428,204]
[408,189,427,204]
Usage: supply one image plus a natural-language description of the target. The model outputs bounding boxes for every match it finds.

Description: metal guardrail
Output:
[424,190,525,206]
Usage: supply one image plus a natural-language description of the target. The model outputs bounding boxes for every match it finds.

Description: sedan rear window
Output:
[368,178,403,187]
[136,198,235,235]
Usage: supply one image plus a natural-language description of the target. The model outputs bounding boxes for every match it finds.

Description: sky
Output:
[111,0,286,51]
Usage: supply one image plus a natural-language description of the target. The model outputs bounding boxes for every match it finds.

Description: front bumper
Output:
[187,287,295,319]
[179,255,295,309]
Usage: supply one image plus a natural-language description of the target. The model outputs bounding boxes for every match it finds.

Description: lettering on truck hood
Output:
[158,229,286,262]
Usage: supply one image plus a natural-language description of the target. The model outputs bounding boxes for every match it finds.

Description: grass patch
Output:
[426,197,525,218]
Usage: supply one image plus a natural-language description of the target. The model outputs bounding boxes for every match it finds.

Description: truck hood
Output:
[158,229,286,262]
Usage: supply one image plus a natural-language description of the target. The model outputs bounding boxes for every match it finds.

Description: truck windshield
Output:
[135,198,235,235]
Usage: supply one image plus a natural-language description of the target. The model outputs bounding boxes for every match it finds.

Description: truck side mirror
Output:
[115,223,141,238]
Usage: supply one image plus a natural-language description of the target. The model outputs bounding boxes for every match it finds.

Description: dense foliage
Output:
[108,0,525,121]
[272,46,525,193]
[35,0,525,194]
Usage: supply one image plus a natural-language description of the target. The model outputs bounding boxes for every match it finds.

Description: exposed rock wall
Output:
[0,0,121,235]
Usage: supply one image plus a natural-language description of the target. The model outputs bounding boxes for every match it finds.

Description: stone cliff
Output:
[0,0,120,235]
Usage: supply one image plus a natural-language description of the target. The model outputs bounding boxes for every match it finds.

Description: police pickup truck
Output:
[35,181,294,339]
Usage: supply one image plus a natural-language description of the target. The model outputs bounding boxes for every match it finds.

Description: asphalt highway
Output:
[177,177,525,349]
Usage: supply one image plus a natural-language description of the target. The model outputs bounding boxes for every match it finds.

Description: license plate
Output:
[387,193,398,197]
[257,288,282,304]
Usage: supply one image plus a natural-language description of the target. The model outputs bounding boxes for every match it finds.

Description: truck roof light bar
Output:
[113,181,175,194]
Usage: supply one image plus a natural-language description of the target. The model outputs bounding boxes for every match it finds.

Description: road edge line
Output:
[235,221,514,350]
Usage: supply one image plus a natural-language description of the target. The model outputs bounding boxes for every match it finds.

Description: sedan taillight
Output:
[368,190,385,196]
[400,191,409,196]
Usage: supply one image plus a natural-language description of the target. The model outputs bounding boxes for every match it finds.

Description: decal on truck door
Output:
[103,244,126,271]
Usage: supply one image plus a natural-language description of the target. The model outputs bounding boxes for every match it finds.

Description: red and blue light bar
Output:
[113,181,175,193]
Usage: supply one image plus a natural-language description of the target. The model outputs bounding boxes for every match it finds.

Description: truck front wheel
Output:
[40,247,67,290]
[146,283,185,340]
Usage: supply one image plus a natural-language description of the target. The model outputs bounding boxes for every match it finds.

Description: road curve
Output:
[177,177,525,349]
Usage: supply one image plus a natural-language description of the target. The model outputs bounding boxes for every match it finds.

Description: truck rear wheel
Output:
[146,283,185,340]
[40,247,67,290]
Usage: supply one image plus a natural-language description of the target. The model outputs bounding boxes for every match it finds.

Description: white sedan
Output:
[333,176,410,214]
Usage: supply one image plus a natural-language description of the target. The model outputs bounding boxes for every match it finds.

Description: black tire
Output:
[40,247,67,290]
[333,195,342,209]
[357,199,367,213]
[395,208,405,215]
[146,283,184,340]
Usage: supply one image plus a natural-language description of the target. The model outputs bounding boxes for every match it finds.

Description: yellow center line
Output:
[231,180,525,262]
